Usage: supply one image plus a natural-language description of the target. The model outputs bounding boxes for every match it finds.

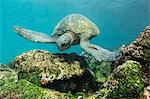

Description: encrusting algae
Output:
[88,60,144,99]
[14,50,84,84]
[13,49,99,93]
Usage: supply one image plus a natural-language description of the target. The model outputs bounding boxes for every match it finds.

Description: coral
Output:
[0,79,74,99]
[89,60,144,98]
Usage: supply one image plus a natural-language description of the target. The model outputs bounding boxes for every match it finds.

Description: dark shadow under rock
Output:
[44,70,99,94]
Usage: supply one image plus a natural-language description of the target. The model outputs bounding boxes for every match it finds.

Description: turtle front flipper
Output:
[13,26,56,43]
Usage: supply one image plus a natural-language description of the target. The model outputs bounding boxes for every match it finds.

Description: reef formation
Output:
[0,25,149,98]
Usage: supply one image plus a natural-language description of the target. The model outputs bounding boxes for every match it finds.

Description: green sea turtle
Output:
[13,14,118,61]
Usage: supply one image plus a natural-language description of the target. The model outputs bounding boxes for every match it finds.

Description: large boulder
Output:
[89,60,144,98]
[116,25,150,85]
[13,49,97,93]
[0,64,83,99]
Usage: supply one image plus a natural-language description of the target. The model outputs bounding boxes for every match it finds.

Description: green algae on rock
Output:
[0,67,18,86]
[107,60,144,98]
[81,52,113,83]
[13,49,98,93]
[91,61,112,83]
[14,50,85,85]
[116,25,150,86]
[0,79,74,99]
[88,60,144,98]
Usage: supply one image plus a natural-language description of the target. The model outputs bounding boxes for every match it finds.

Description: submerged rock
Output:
[0,79,74,99]
[0,63,8,68]
[89,60,144,98]
[14,50,84,83]
[13,49,97,93]
[0,61,86,98]
[120,25,150,63]
[116,25,150,85]
[107,60,144,98]
[0,67,18,86]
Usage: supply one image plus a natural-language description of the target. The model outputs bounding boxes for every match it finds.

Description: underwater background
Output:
[0,0,149,64]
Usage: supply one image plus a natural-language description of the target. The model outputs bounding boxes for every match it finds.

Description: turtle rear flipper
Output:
[13,26,56,43]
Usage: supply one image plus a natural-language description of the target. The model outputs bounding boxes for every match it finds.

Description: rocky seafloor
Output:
[0,25,150,99]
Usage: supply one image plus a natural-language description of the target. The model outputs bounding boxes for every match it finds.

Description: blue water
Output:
[0,0,149,64]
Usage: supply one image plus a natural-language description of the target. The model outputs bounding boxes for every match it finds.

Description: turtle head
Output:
[56,33,73,51]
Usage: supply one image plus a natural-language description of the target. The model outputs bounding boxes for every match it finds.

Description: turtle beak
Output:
[56,34,72,51]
